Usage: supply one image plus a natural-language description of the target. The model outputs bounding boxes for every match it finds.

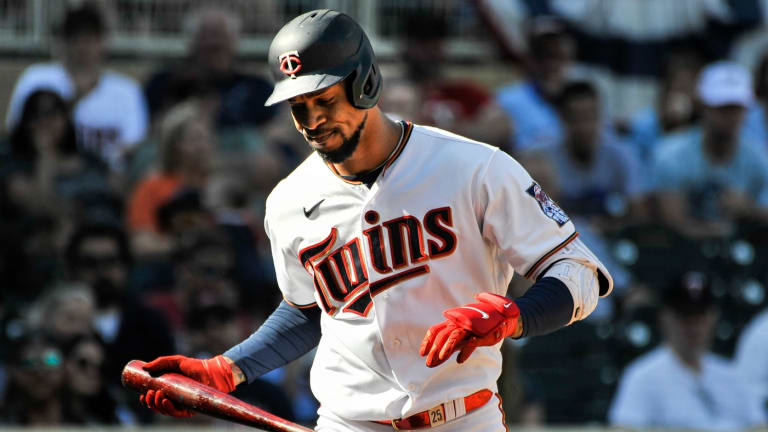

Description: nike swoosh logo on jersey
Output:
[460,306,489,319]
[504,302,513,308]
[303,199,325,218]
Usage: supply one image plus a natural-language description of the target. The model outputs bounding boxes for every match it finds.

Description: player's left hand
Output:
[420,293,520,368]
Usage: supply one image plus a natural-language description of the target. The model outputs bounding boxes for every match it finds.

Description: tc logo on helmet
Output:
[279,50,302,79]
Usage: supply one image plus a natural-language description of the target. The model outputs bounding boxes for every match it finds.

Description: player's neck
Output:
[331,108,402,176]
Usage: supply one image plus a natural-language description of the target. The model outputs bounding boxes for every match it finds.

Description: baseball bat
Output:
[122,360,313,432]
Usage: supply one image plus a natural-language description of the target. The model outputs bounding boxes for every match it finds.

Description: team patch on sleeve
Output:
[526,182,570,226]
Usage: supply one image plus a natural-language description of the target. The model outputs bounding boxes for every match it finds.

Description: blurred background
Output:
[0,0,767,430]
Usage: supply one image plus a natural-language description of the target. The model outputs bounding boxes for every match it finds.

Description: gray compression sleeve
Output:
[224,300,322,383]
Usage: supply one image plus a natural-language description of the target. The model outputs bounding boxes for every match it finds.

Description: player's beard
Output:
[315,113,368,164]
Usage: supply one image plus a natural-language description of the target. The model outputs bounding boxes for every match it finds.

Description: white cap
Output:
[697,61,754,107]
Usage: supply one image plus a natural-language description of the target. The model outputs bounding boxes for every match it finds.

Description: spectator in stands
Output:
[185,303,243,358]
[127,97,285,218]
[205,172,279,310]
[496,16,575,152]
[625,49,703,163]
[652,61,768,238]
[173,231,240,332]
[734,306,768,419]
[141,180,277,313]
[61,335,125,425]
[398,10,513,150]
[127,102,214,256]
[528,81,648,227]
[0,333,65,425]
[0,90,109,303]
[137,228,237,330]
[609,271,766,429]
[65,221,175,390]
[5,3,148,172]
[743,50,768,148]
[143,6,277,129]
[156,188,215,241]
[0,214,64,305]
[28,283,95,347]
[0,90,110,221]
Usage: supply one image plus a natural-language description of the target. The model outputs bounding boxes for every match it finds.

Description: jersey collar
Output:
[325,120,413,185]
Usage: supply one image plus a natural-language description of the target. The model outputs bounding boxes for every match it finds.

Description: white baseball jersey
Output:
[265,121,611,421]
[6,62,148,170]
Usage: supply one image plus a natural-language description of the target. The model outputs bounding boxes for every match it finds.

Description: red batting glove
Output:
[419,293,520,368]
[139,355,236,417]
[140,389,194,417]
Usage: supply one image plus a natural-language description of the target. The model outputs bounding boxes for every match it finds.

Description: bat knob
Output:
[121,359,149,390]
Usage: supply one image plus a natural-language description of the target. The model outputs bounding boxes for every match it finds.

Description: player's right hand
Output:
[139,355,237,417]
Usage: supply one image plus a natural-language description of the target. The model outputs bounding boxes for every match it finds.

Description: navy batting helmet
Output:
[264,9,382,109]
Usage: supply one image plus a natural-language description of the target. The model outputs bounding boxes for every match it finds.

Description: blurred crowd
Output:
[0,1,767,430]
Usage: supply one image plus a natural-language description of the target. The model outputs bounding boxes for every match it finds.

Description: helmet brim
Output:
[264,72,346,106]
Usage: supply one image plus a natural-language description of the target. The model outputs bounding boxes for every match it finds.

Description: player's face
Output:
[289,82,369,163]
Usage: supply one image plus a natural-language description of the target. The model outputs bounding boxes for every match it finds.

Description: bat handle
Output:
[122,360,314,432]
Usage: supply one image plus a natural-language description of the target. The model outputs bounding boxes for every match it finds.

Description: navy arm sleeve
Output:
[514,276,574,338]
[224,300,322,383]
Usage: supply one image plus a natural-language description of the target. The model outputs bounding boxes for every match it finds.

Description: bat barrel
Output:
[122,360,312,432]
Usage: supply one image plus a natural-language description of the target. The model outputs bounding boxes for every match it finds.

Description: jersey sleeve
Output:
[264,192,318,308]
[476,149,577,279]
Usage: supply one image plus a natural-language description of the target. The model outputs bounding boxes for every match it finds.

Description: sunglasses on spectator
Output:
[20,349,62,369]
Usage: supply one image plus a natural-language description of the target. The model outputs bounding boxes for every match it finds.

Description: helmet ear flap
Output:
[345,70,359,107]
[364,65,377,94]
[349,61,382,109]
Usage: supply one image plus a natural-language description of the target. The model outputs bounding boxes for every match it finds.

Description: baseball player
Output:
[138,10,613,431]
